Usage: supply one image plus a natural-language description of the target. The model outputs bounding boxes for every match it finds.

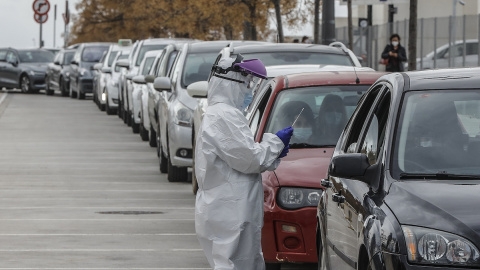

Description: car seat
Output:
[273,101,314,138]
[315,94,348,146]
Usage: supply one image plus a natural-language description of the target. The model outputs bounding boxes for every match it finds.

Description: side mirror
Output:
[144,74,155,83]
[116,59,130,69]
[101,67,112,74]
[329,153,380,192]
[187,81,208,98]
[153,77,172,92]
[54,61,61,65]
[132,75,146,84]
[8,59,18,67]
[126,73,135,80]
[93,63,103,70]
[71,60,78,65]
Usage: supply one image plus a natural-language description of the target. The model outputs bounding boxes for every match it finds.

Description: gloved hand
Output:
[275,126,294,147]
[278,145,289,158]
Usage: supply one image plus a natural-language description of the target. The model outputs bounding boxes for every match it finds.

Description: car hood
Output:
[20,62,49,72]
[385,180,480,244]
[273,148,334,187]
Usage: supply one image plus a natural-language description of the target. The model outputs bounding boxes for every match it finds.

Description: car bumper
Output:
[379,253,475,270]
[106,84,119,108]
[262,191,318,264]
[31,74,46,90]
[168,123,193,167]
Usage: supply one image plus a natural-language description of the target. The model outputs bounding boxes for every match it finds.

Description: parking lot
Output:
[0,91,317,269]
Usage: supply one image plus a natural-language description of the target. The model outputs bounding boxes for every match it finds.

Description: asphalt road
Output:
[0,90,317,270]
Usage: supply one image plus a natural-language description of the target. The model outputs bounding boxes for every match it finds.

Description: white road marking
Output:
[171,249,203,252]
[0,93,7,105]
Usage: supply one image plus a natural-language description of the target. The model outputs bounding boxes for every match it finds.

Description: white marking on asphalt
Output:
[171,249,203,252]
[0,93,7,105]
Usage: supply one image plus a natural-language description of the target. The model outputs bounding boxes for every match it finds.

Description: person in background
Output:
[381,33,407,72]
[301,36,309,43]
[195,55,294,270]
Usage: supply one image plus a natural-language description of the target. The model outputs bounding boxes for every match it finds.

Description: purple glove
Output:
[275,126,294,147]
[278,145,289,158]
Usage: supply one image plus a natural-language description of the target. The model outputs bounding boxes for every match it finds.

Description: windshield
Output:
[107,51,118,67]
[18,50,54,63]
[136,44,167,66]
[264,85,368,147]
[141,56,156,75]
[82,46,109,62]
[181,52,217,88]
[63,51,75,65]
[240,52,353,66]
[392,90,480,178]
[114,54,129,72]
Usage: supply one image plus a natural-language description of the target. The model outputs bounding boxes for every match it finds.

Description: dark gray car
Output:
[45,48,75,96]
[0,48,55,93]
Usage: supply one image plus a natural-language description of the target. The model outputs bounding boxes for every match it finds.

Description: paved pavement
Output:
[0,90,317,270]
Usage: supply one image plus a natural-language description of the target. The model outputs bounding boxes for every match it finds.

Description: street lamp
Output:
[450,0,465,67]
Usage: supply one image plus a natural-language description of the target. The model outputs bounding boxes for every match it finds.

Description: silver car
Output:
[105,52,130,115]
[413,39,479,70]
[153,41,231,182]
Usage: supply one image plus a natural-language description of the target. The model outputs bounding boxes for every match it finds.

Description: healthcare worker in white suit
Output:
[195,55,294,270]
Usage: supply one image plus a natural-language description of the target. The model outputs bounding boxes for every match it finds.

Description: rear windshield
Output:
[392,90,480,178]
[240,52,353,66]
[136,44,167,66]
[264,85,368,147]
[82,46,109,62]
[181,52,217,88]
[18,50,54,63]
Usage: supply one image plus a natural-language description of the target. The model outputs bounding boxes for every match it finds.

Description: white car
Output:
[189,64,375,194]
[412,39,479,70]
[131,50,163,135]
[105,52,130,115]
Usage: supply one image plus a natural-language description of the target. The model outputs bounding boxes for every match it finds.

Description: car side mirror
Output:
[126,74,135,80]
[71,60,78,65]
[329,153,380,192]
[187,80,208,98]
[93,63,103,70]
[133,75,146,84]
[153,77,171,92]
[116,59,130,69]
[101,67,111,74]
[144,74,155,83]
[8,59,17,67]
[54,61,61,65]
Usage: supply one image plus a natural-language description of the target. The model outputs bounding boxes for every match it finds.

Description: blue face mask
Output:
[241,91,253,111]
[325,112,343,126]
[294,127,312,141]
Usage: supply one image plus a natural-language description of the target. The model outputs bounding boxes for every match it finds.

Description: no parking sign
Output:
[33,0,50,24]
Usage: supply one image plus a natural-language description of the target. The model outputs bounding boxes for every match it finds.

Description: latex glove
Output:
[278,145,289,158]
[275,126,294,147]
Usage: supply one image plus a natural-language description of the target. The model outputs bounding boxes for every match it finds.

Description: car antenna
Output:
[354,66,360,84]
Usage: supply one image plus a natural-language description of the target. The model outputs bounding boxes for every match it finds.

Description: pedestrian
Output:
[381,33,407,72]
[195,55,293,270]
[301,36,309,43]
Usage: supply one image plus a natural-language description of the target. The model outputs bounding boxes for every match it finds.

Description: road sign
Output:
[340,0,408,5]
[34,13,48,24]
[32,0,50,16]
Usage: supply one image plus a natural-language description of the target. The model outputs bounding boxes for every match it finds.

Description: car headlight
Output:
[65,72,70,77]
[80,68,90,77]
[173,102,192,127]
[403,226,480,267]
[277,187,322,210]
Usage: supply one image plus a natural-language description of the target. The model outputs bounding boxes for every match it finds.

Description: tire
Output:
[60,79,68,97]
[127,111,132,127]
[20,75,31,93]
[149,126,157,147]
[78,89,85,100]
[167,155,188,182]
[132,121,140,133]
[45,77,54,95]
[265,263,281,270]
[106,97,116,115]
[192,136,199,195]
[100,103,105,111]
[139,109,149,141]
[117,101,123,118]
[159,143,168,174]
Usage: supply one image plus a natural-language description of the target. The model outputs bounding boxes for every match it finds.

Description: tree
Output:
[408,0,417,70]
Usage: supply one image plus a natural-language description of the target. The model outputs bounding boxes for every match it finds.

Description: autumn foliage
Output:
[70,0,310,44]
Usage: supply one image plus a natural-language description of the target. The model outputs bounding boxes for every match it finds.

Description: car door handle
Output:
[332,193,345,203]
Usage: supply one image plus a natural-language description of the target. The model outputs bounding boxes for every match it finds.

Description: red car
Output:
[244,71,385,269]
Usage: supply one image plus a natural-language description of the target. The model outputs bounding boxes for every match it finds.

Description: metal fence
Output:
[336,14,480,71]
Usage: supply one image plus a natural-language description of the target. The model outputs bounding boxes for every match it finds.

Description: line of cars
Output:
[3,38,479,270]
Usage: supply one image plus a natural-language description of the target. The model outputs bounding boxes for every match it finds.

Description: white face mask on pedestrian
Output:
[392,41,399,47]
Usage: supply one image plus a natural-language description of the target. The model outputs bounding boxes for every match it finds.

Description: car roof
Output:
[188,41,232,53]
[232,43,347,55]
[144,50,163,57]
[81,42,112,47]
[266,64,374,78]
[140,38,193,45]
[404,67,480,91]
[282,71,385,89]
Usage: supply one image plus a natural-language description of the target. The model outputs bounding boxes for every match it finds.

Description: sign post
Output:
[32,0,50,48]
[63,0,70,48]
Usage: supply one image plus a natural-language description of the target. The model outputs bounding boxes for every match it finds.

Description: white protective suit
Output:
[195,58,285,270]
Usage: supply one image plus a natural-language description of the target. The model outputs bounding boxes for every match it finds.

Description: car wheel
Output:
[45,76,54,95]
[20,75,31,93]
[149,126,157,147]
[60,79,68,97]
[192,136,198,195]
[78,89,85,100]
[117,100,123,118]
[139,113,148,141]
[127,111,133,127]
[265,263,281,270]
[159,144,168,174]
[106,96,116,115]
[167,155,188,182]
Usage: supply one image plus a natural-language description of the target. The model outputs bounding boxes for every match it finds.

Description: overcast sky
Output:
[0,0,345,49]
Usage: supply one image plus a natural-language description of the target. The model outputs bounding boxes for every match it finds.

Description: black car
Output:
[317,68,480,270]
[69,42,110,99]
[45,48,76,96]
[0,48,55,93]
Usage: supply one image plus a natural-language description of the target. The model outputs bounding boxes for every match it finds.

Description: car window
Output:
[107,51,118,67]
[63,51,75,65]
[141,56,156,75]
[264,85,368,148]
[359,91,391,165]
[166,51,179,77]
[151,51,165,76]
[135,44,167,66]
[53,52,62,64]
[240,52,353,66]
[393,90,480,177]
[6,51,17,63]
[343,85,384,153]
[82,46,109,62]
[466,42,478,55]
[114,54,129,72]
[17,50,54,63]
[0,50,7,61]
[249,87,272,137]
[181,52,217,88]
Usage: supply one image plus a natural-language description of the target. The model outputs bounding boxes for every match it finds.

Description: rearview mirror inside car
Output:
[153,77,172,92]
[133,75,146,84]
[187,81,208,98]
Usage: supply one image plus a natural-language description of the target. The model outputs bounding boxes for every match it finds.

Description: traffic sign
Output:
[32,0,50,16]
[34,13,48,24]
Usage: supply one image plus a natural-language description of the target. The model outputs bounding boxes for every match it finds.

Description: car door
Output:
[5,50,20,87]
[325,84,385,269]
[0,49,9,86]
[70,46,82,92]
